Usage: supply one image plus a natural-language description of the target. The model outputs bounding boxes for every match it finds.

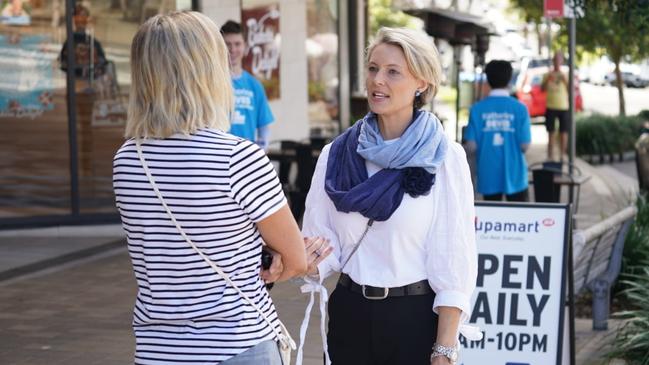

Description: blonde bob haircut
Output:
[366,27,442,109]
[125,11,233,138]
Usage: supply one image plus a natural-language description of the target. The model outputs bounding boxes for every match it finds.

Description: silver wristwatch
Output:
[430,343,458,364]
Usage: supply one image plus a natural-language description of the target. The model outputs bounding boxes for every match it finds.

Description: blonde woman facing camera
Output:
[300,28,479,365]
[113,12,329,365]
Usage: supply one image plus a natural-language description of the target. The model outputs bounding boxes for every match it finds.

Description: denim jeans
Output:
[221,340,283,365]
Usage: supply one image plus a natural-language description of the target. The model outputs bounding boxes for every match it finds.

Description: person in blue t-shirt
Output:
[220,20,274,150]
[464,60,532,201]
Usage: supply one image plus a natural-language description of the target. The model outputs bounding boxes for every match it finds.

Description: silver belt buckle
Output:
[362,285,389,300]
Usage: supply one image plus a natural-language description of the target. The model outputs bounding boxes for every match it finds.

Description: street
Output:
[580,82,649,116]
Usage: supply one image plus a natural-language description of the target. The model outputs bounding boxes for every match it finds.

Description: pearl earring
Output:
[415,90,422,97]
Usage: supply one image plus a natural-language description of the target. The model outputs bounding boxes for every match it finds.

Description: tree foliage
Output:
[368,0,419,35]
[510,0,649,115]
[508,0,544,23]
[571,0,649,115]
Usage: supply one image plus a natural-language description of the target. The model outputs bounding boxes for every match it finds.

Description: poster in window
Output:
[241,3,280,100]
[0,34,55,119]
[0,0,31,26]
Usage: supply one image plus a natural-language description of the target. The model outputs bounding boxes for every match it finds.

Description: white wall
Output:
[202,0,240,26]
[200,0,309,142]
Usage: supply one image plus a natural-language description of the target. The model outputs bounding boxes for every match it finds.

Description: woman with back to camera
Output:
[300,27,479,365]
[113,11,330,365]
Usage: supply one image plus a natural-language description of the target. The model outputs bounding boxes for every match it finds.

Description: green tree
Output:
[510,0,649,116]
[509,0,547,55]
[369,0,418,35]
[568,0,649,116]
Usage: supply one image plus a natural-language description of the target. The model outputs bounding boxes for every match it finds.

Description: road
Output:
[580,83,649,116]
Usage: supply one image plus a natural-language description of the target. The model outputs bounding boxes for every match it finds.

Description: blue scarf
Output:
[325,110,448,221]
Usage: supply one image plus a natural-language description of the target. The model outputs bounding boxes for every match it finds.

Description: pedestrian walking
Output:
[299,27,479,365]
[542,52,570,161]
[221,20,275,151]
[464,60,532,202]
[113,11,329,364]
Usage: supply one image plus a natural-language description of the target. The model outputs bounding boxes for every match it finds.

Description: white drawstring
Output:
[296,278,331,365]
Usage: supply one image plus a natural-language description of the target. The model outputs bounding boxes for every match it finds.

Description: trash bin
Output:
[636,130,649,191]
[531,162,563,203]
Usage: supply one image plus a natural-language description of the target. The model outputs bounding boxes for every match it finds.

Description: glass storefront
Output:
[0,0,341,227]
[306,0,339,137]
[0,0,193,226]
[0,0,71,219]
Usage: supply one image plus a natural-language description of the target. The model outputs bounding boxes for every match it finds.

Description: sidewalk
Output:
[0,127,639,365]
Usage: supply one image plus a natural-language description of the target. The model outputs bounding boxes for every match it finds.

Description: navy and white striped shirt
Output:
[113,129,286,364]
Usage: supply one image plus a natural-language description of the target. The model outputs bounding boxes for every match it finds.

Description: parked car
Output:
[605,71,649,88]
[514,66,584,118]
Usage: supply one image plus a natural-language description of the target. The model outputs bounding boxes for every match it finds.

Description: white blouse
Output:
[295,141,480,365]
[302,141,477,319]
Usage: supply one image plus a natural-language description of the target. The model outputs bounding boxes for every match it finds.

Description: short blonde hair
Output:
[125,11,233,138]
[366,27,442,108]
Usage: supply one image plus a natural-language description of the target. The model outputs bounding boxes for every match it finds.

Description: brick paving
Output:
[0,129,640,365]
[0,249,337,365]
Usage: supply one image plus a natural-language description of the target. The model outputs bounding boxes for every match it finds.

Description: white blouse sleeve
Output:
[301,144,341,282]
[427,142,477,322]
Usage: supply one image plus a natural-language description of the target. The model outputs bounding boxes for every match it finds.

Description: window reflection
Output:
[0,0,189,220]
[306,0,339,137]
[0,0,70,218]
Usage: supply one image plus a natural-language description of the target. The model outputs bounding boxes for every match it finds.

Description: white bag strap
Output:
[135,139,296,350]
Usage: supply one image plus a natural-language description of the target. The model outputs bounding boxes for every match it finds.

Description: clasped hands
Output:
[260,237,333,284]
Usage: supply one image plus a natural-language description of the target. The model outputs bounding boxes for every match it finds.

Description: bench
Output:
[572,205,637,330]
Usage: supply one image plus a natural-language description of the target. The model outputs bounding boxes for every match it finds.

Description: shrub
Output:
[576,113,644,159]
[639,110,649,122]
[607,264,649,364]
[621,195,649,279]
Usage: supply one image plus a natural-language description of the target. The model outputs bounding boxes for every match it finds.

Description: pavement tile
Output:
[0,129,640,365]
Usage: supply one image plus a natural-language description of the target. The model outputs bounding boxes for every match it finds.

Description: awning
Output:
[403,6,495,46]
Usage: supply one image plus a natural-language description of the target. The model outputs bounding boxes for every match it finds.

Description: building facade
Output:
[0,0,361,227]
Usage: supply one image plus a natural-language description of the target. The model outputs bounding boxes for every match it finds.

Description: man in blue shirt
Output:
[464,60,532,201]
[220,20,274,150]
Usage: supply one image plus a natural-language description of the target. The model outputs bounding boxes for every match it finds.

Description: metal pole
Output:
[65,0,80,215]
[568,17,576,207]
[546,17,552,58]
[455,45,461,142]
[567,14,577,365]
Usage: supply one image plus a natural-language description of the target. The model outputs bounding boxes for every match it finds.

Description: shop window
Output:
[0,0,71,218]
[0,0,192,222]
[306,0,339,137]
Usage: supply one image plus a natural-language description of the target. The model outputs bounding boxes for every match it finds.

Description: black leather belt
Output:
[337,273,433,300]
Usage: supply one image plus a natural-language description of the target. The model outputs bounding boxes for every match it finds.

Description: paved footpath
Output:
[0,248,336,365]
[0,246,626,365]
[0,126,639,365]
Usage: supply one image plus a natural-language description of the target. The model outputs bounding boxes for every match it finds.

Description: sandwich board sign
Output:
[459,202,570,365]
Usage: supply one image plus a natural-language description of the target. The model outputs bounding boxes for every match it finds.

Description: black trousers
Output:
[327,283,438,365]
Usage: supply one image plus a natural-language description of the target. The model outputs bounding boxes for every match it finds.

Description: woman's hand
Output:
[260,247,284,284]
[304,236,332,277]
[260,237,332,282]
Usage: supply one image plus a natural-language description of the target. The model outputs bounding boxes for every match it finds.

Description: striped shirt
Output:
[113,129,286,364]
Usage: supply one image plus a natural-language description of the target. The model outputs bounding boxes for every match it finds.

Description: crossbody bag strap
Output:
[340,219,374,271]
[135,139,295,349]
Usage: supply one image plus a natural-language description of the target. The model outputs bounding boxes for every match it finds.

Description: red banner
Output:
[544,0,564,18]
[241,4,280,100]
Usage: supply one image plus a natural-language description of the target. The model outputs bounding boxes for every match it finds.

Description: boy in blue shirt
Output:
[220,21,274,150]
[464,60,532,201]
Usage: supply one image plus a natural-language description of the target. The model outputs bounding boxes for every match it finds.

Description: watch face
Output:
[449,352,458,361]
